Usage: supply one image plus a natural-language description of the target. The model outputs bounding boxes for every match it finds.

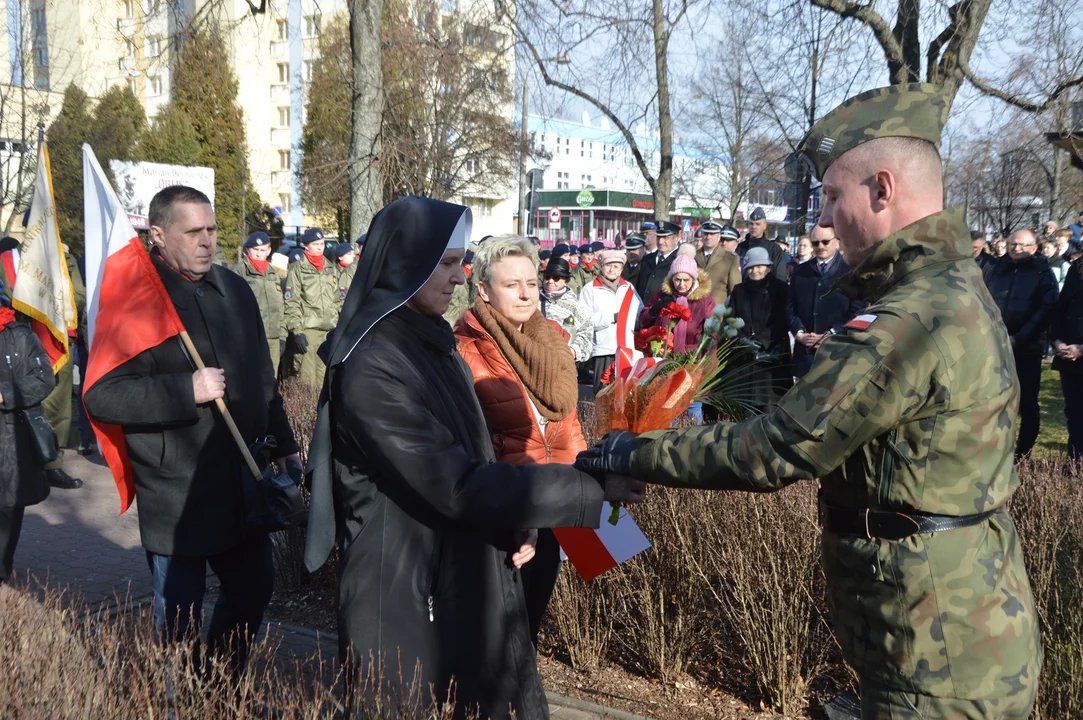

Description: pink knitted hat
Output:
[668,254,699,279]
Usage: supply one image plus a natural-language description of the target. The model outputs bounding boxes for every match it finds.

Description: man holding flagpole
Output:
[11,135,82,490]
[81,148,300,673]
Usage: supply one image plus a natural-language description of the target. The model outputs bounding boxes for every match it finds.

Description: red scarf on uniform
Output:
[581,259,595,271]
[0,306,15,332]
[305,251,325,272]
[250,257,270,274]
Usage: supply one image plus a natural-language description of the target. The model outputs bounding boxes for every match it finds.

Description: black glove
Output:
[291,333,309,354]
[575,430,638,477]
[650,294,674,317]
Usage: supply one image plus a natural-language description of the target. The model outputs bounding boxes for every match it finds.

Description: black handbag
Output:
[20,406,59,464]
[242,436,308,533]
[3,353,58,465]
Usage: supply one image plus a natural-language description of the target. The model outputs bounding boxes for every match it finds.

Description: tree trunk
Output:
[651,0,673,221]
[348,0,385,241]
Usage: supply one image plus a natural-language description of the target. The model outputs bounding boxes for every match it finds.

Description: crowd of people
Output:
[0,82,1067,719]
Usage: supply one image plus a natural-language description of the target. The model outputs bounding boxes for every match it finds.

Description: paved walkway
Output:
[13,450,643,719]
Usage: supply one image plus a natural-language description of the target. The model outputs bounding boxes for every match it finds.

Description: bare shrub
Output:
[609,489,704,685]
[273,377,322,591]
[1013,458,1083,718]
[545,565,615,673]
[0,583,471,719]
[676,484,833,715]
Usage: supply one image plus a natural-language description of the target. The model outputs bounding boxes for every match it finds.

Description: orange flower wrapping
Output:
[594,354,717,434]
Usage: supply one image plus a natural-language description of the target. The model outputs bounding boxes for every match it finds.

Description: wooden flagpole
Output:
[179,331,263,479]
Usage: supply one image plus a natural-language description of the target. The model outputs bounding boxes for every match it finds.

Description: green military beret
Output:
[798,83,950,179]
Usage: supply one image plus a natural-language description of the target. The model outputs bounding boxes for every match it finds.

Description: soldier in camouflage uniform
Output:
[233,232,287,377]
[578,84,1041,719]
[283,228,339,388]
[333,242,358,310]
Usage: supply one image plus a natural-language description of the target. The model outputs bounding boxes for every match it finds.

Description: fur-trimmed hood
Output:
[661,268,712,302]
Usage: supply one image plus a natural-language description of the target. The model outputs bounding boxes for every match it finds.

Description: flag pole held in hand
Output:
[178,330,262,480]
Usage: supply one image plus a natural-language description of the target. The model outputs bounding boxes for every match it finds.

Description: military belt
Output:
[817,497,996,541]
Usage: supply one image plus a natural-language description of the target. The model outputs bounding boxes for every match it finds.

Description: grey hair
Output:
[472,235,539,287]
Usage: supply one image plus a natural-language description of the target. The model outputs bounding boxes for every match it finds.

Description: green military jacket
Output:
[233,257,287,342]
[628,208,1041,699]
[283,256,340,334]
[336,260,357,307]
[570,262,599,293]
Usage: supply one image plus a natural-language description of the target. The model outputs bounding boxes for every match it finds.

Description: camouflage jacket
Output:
[283,256,340,334]
[628,208,1041,699]
[336,261,357,306]
[570,263,599,294]
[233,258,287,341]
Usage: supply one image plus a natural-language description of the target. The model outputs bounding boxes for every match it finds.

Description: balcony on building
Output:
[270,41,288,60]
[270,83,289,104]
[270,127,291,145]
[117,17,136,36]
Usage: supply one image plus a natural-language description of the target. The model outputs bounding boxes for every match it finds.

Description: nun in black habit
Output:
[304,196,643,720]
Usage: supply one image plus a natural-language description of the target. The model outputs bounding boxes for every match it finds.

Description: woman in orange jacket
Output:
[455,235,586,646]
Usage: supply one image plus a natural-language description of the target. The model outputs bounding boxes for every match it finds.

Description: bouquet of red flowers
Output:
[595,303,743,522]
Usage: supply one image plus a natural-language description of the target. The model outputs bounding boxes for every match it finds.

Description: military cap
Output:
[334,242,356,258]
[463,249,475,264]
[552,243,571,257]
[700,221,724,234]
[640,221,658,232]
[356,233,368,247]
[301,227,324,245]
[590,241,606,253]
[243,231,271,249]
[624,233,646,249]
[719,225,740,241]
[544,257,573,280]
[539,249,552,260]
[798,83,949,179]
[568,245,579,255]
[749,207,766,222]
[578,243,594,254]
[655,220,681,237]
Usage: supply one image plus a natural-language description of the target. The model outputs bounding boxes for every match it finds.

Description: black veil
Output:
[304,196,472,570]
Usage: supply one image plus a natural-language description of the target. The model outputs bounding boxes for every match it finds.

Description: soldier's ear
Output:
[872,169,897,211]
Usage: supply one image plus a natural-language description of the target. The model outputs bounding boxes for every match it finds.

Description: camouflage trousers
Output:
[861,681,1035,720]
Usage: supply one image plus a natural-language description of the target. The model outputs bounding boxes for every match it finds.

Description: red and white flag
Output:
[11,140,76,372]
[82,144,186,513]
[553,507,651,582]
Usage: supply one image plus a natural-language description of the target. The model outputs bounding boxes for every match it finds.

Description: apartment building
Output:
[0,0,518,238]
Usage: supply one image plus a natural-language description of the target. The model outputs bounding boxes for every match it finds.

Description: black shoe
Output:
[45,469,83,490]
[76,444,97,456]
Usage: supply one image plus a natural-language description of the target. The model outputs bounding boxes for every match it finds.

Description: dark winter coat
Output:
[786,252,865,378]
[0,322,54,509]
[639,270,717,353]
[328,308,604,720]
[621,259,642,291]
[728,276,793,407]
[83,251,297,556]
[1051,259,1083,375]
[634,249,678,306]
[982,253,1059,356]
[736,235,788,281]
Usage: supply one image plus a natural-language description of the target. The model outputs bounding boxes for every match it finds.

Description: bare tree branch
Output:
[809,0,905,75]
[957,54,1083,113]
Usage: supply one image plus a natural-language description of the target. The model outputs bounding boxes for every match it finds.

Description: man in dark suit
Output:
[695,222,742,307]
[634,220,681,302]
[622,233,647,287]
[787,225,865,378]
[84,186,300,673]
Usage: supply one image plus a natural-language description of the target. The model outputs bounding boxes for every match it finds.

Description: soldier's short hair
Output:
[472,235,539,287]
[149,185,213,231]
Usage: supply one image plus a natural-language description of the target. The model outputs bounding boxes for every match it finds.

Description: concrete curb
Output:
[544,690,653,719]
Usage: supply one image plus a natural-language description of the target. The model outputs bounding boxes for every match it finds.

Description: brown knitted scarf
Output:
[471,298,579,421]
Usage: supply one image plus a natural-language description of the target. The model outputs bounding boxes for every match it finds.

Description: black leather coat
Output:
[982,254,1059,355]
[634,249,677,304]
[0,322,54,508]
[328,308,604,720]
[83,251,297,556]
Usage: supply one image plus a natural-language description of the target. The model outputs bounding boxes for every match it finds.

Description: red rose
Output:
[660,302,692,323]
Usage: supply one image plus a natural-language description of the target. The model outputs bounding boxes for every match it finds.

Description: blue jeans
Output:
[146,532,274,674]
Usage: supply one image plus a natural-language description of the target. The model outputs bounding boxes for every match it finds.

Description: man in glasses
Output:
[786,225,865,378]
[983,228,1058,459]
